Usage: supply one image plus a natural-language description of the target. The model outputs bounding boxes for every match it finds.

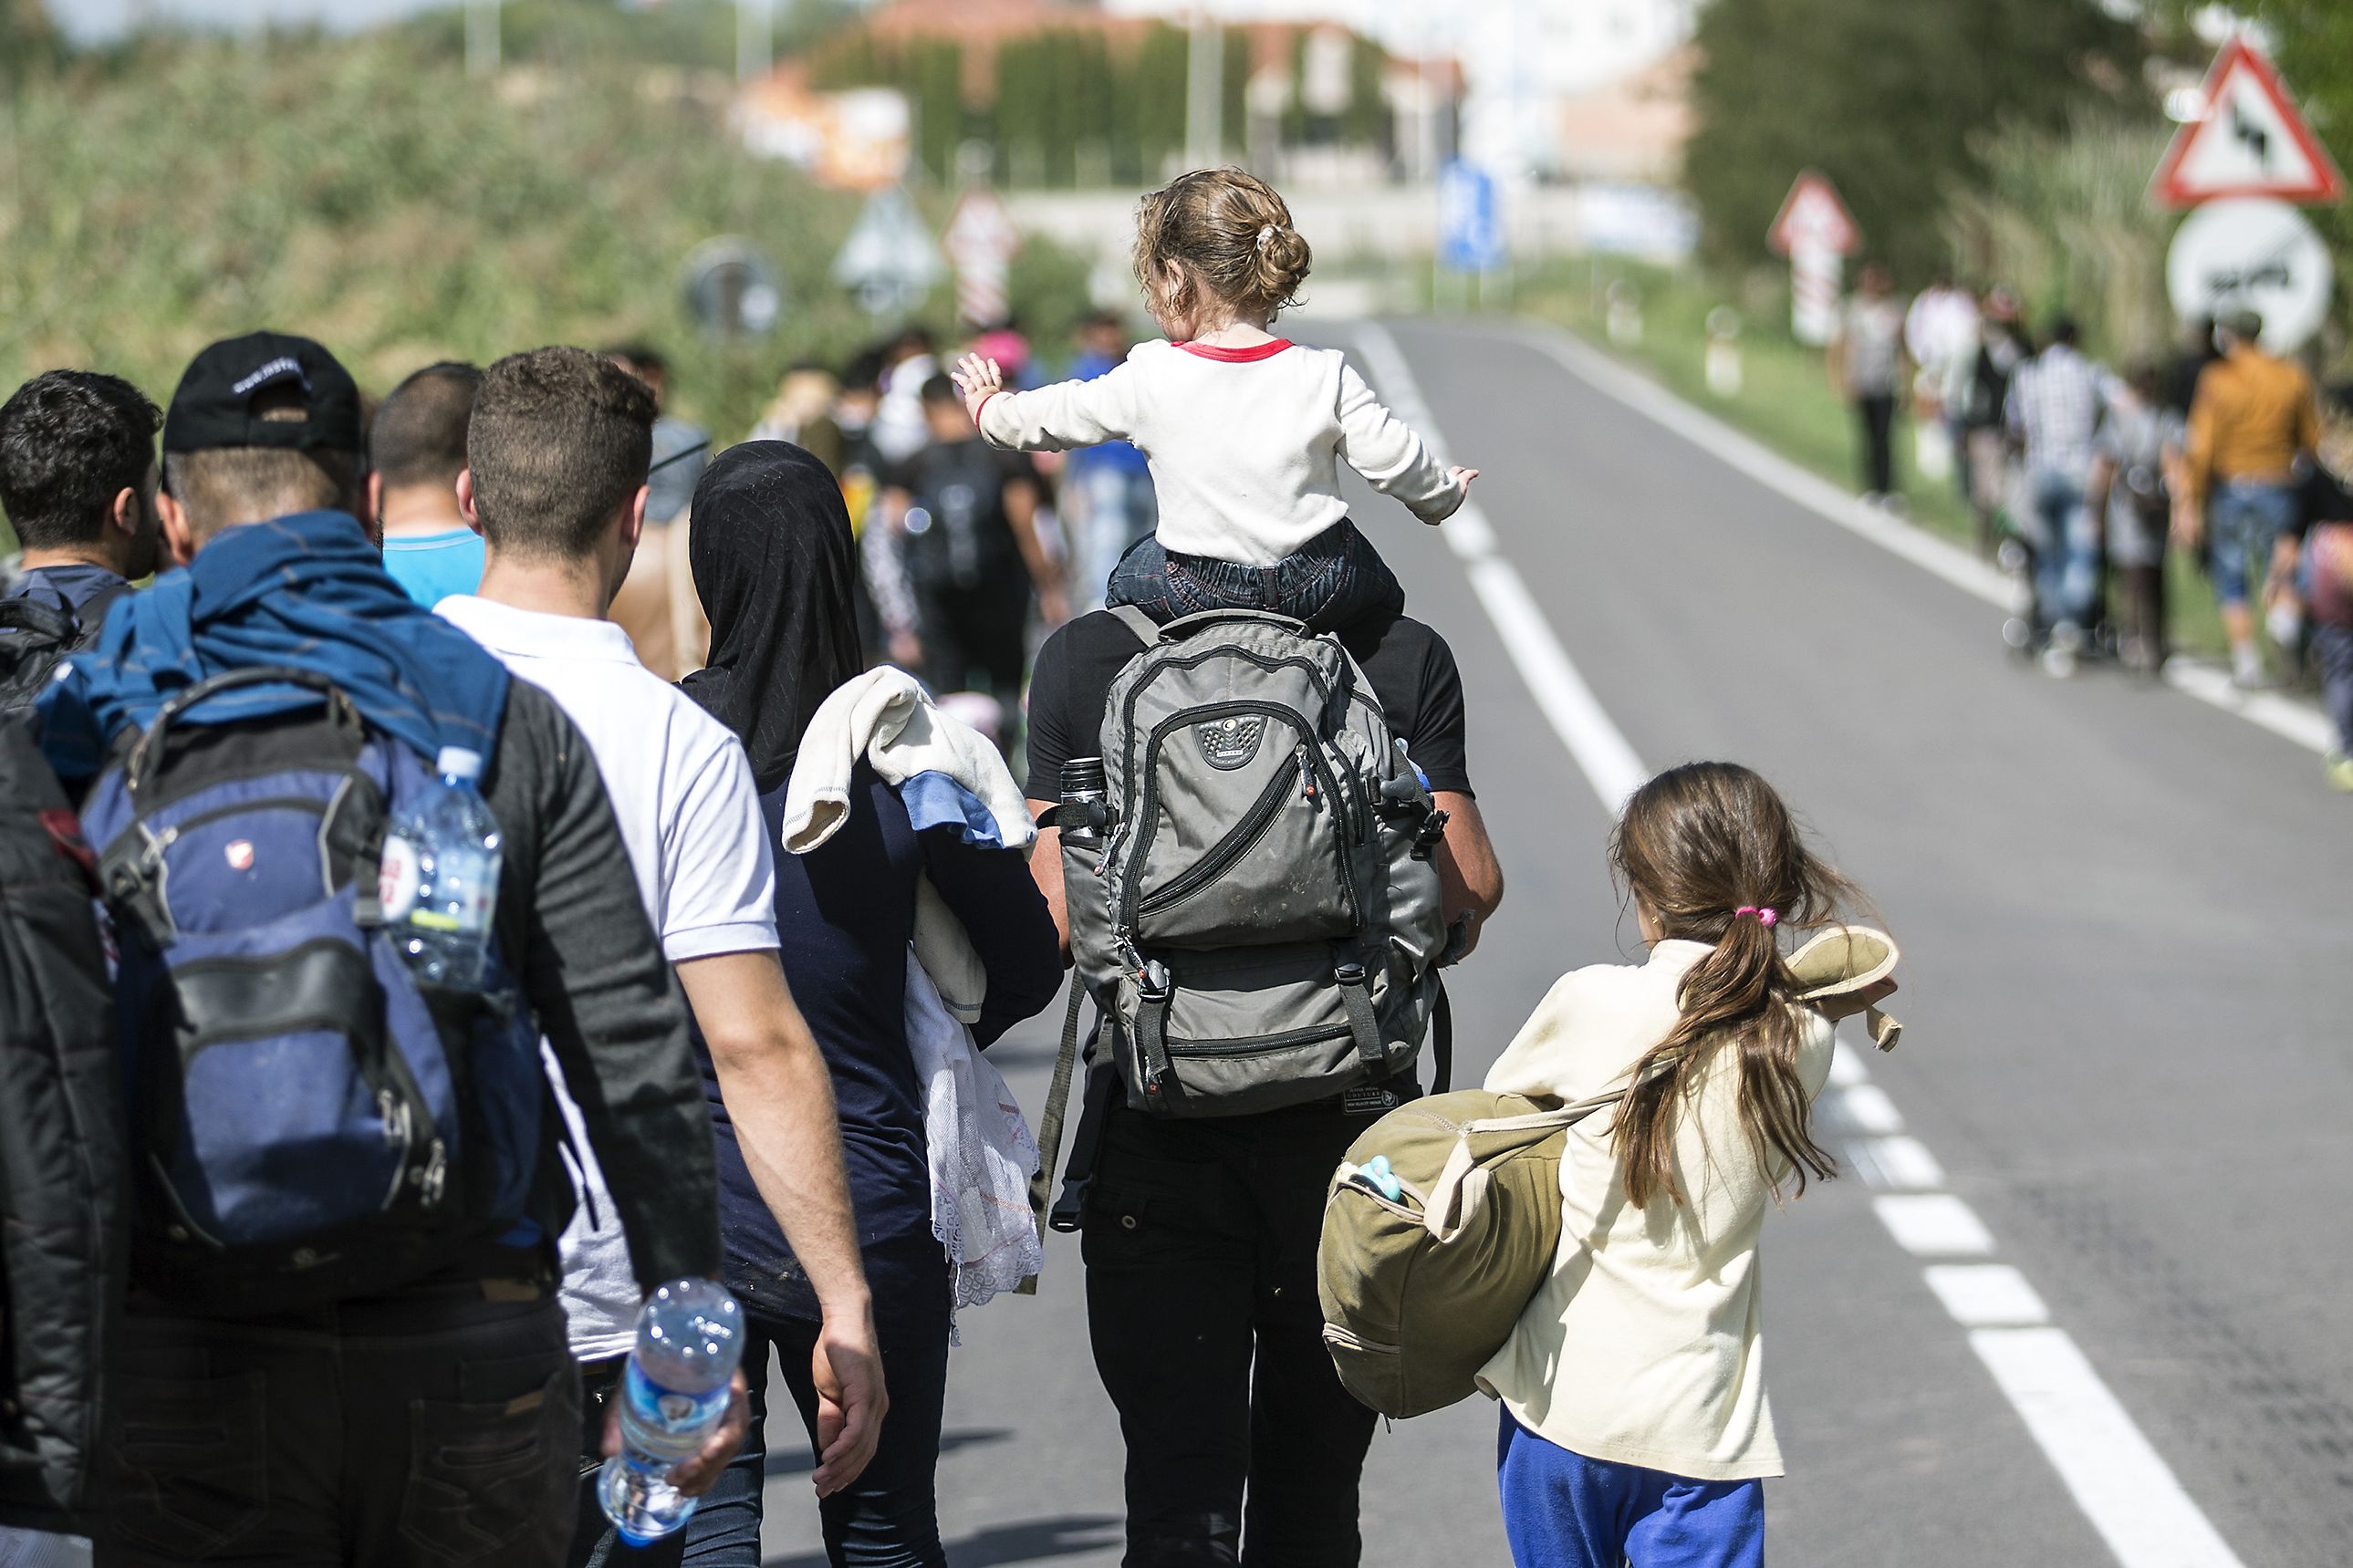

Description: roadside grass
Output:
[1506,256,2230,659]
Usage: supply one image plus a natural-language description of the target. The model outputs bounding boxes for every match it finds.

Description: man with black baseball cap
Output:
[62,331,733,1566]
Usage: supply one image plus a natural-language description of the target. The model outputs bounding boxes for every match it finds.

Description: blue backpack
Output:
[81,667,547,1315]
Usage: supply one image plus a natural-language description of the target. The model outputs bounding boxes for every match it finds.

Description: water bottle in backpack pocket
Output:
[80,668,546,1315]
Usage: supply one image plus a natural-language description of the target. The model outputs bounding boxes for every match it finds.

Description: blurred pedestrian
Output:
[673,443,1061,1566]
[65,332,723,1568]
[2180,309,2321,689]
[1960,289,2030,558]
[2087,364,2179,675]
[605,346,712,680]
[2294,458,2353,789]
[368,361,484,607]
[881,375,1062,711]
[871,327,940,468]
[1829,261,1908,504]
[1906,271,1978,500]
[2006,317,2115,671]
[0,372,161,722]
[1059,311,1160,612]
[751,360,847,477]
[1483,763,1893,1568]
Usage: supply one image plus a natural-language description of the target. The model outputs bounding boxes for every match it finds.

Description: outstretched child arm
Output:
[953,351,1143,454]
[1334,361,1475,524]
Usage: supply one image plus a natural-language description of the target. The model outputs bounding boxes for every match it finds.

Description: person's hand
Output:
[599,1366,751,1500]
[808,1304,886,1497]
[888,630,922,670]
[1449,465,1480,501]
[1811,976,1898,1023]
[952,354,1005,425]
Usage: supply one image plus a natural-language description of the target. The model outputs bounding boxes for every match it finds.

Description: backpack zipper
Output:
[1135,747,1305,919]
[1163,1022,1354,1057]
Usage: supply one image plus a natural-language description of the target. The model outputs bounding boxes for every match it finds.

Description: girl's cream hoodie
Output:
[1477,940,1835,1480]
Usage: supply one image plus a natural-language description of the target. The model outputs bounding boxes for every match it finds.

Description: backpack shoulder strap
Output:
[0,594,77,645]
[69,579,132,649]
[1107,604,1161,648]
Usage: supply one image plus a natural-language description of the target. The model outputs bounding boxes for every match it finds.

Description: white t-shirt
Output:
[977,337,1463,566]
[437,594,778,1359]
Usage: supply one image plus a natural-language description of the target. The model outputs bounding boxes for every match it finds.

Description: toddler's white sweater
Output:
[976,338,1462,566]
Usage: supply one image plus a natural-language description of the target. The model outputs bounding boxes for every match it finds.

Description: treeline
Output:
[812,23,1390,189]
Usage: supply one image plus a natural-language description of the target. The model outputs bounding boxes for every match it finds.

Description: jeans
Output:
[913,565,1031,707]
[1069,462,1160,615]
[2209,480,2298,609]
[1854,393,1897,496]
[1081,1106,1381,1568]
[682,1259,953,1568]
[1103,520,1405,635]
[96,1271,578,1568]
[2314,624,2353,754]
[1495,1414,1763,1568]
[2025,466,2099,630]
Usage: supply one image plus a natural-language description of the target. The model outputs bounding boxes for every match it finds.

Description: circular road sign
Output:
[2166,196,2333,353]
[682,236,785,343]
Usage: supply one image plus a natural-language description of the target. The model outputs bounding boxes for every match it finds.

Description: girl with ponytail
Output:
[950,168,1478,631]
[1478,762,1897,1568]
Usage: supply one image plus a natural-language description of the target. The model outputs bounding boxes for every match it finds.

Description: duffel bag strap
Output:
[1420,1089,1629,1243]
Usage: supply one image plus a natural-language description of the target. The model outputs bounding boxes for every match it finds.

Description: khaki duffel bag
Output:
[1317,928,1900,1419]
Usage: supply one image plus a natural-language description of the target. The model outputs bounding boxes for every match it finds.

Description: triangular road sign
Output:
[1766,171,1860,257]
[2153,37,2345,209]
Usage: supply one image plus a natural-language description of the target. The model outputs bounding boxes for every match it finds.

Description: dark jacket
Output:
[0,720,126,1532]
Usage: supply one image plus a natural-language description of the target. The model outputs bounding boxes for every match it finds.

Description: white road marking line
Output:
[1973,1329,2248,1568]
[1508,320,2330,761]
[1858,1134,1946,1191]
[1925,1264,2049,1327]
[1873,1194,1996,1257]
[1824,1082,1903,1135]
[1347,319,2248,1568]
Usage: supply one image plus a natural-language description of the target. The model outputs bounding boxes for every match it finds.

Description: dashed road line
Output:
[1351,319,2250,1568]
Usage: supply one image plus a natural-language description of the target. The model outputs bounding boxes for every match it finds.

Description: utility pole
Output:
[738,0,776,84]
[465,0,500,78]
[1184,5,1223,171]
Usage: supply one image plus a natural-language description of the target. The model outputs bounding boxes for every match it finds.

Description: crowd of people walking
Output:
[4,165,1906,1568]
[1831,271,2353,788]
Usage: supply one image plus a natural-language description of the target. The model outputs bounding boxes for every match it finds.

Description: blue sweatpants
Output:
[1496,1411,1765,1568]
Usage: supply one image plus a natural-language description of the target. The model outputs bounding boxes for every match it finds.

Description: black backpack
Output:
[0,718,126,1532]
[0,580,129,722]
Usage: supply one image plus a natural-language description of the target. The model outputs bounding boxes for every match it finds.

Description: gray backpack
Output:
[1048,607,1452,1126]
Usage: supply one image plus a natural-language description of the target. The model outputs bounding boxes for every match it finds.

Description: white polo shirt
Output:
[437,593,777,1359]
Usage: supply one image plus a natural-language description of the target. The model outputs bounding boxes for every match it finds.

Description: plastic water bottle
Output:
[380,746,502,989]
[599,1279,744,1545]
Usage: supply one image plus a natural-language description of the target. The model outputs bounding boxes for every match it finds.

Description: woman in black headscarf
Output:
[676,443,1062,1568]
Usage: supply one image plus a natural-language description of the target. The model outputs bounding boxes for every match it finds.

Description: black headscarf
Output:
[678,441,864,794]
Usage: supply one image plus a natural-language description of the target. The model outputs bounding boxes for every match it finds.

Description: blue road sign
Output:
[1438,161,1505,275]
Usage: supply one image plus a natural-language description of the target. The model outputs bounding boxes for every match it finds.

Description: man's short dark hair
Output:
[468,347,655,561]
[370,362,480,492]
[2048,317,2081,348]
[0,370,161,550]
[920,373,961,407]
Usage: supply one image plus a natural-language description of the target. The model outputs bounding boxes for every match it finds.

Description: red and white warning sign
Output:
[2152,36,2345,210]
[1766,171,1861,259]
[945,189,1023,329]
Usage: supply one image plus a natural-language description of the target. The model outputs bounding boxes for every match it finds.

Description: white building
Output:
[1104,0,1698,180]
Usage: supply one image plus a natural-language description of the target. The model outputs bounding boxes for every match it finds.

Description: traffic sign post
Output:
[2166,196,2334,354]
[2152,37,2345,211]
[831,185,945,321]
[1766,171,1860,348]
[943,189,1023,331]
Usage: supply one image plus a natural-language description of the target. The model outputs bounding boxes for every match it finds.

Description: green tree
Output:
[1684,0,2143,280]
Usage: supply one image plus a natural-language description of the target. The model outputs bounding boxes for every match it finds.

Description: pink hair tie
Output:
[1735,906,1778,928]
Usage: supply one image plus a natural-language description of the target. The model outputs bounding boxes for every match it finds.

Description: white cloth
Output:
[0,1529,89,1567]
[977,338,1462,566]
[2007,344,2118,479]
[782,666,1044,1316]
[903,952,1044,1333]
[782,665,1034,1023]
[436,595,779,1360]
[1477,941,1835,1481]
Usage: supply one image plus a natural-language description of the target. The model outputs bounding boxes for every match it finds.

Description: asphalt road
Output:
[756,317,2353,1567]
